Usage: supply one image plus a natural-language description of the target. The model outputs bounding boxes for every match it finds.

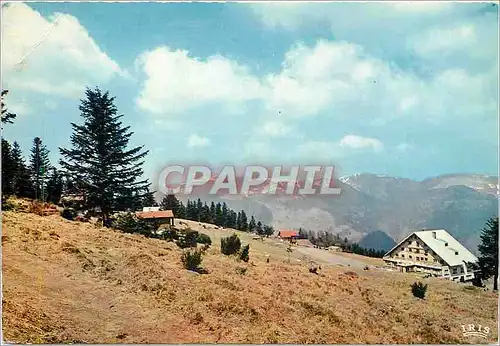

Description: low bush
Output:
[2,197,16,211]
[411,281,428,299]
[239,244,250,262]
[181,249,203,272]
[221,233,241,255]
[112,212,153,236]
[61,208,76,221]
[161,228,179,242]
[176,229,199,249]
[197,232,212,246]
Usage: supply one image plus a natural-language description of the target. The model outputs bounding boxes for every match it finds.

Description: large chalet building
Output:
[383,229,479,282]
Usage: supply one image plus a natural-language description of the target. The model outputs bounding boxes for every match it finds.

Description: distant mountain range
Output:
[358,230,396,252]
[204,173,498,254]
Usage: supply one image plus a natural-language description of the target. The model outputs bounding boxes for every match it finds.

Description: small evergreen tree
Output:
[221,233,241,255]
[176,229,199,249]
[256,221,263,235]
[240,210,248,232]
[411,281,428,299]
[11,142,33,198]
[29,137,51,201]
[248,216,256,233]
[181,249,203,272]
[240,244,250,262]
[1,139,15,197]
[477,217,499,291]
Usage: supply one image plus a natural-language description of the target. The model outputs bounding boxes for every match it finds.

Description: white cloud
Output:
[409,23,476,57]
[339,135,383,152]
[296,135,384,161]
[187,134,211,148]
[135,46,263,115]
[1,3,123,98]
[248,2,466,31]
[260,120,293,138]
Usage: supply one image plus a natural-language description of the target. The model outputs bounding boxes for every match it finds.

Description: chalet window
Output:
[401,254,405,258]
[409,255,412,259]
[445,242,448,246]
[455,251,458,255]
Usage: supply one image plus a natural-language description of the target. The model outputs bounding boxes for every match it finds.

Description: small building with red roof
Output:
[136,208,175,227]
[278,229,298,243]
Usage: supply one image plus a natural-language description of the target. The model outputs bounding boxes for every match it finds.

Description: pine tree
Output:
[59,87,150,222]
[256,221,263,235]
[46,168,64,204]
[240,210,248,232]
[477,217,499,291]
[10,142,33,197]
[229,210,237,229]
[160,194,179,212]
[1,90,16,126]
[215,202,223,226]
[209,201,216,221]
[1,139,15,196]
[236,211,242,230]
[248,216,256,233]
[196,199,203,222]
[221,202,229,227]
[29,137,51,201]
[177,201,186,219]
[263,224,274,237]
[200,202,210,223]
[141,189,157,207]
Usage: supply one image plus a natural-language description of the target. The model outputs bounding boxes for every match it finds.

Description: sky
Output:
[1,1,499,183]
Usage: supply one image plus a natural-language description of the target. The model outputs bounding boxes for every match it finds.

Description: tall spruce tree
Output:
[248,215,256,233]
[29,137,51,201]
[59,87,150,222]
[11,141,33,197]
[477,217,499,291]
[1,139,15,196]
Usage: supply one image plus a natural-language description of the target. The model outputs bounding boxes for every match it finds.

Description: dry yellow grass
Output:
[2,210,498,344]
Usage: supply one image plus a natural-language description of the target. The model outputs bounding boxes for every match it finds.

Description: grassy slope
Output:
[2,211,498,344]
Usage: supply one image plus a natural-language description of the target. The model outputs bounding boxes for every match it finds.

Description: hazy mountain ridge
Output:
[216,173,498,253]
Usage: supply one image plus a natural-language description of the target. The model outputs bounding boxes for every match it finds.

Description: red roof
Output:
[136,210,174,219]
[279,230,298,238]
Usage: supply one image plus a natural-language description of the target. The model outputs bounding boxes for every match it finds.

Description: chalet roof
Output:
[136,210,174,219]
[385,229,478,267]
[278,230,298,238]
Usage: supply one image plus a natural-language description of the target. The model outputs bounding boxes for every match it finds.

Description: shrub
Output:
[176,229,199,249]
[472,275,484,287]
[112,212,153,236]
[181,249,203,272]
[160,227,179,241]
[2,197,16,211]
[61,208,76,221]
[197,232,212,246]
[221,233,241,255]
[411,281,428,299]
[239,244,250,262]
